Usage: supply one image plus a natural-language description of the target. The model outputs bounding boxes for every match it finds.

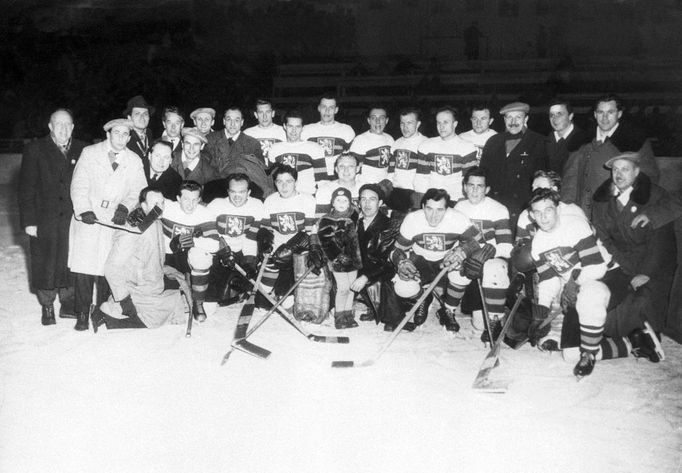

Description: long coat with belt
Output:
[480,129,548,227]
[102,220,184,328]
[68,141,147,275]
[19,135,88,289]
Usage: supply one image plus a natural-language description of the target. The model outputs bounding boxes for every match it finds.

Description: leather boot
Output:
[91,307,106,334]
[74,311,89,331]
[41,305,56,326]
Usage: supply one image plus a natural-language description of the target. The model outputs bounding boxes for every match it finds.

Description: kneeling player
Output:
[454,167,512,339]
[161,181,220,322]
[206,173,266,304]
[528,189,610,378]
[383,188,487,332]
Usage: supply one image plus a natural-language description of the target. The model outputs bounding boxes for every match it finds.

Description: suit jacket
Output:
[171,151,219,185]
[127,129,154,161]
[19,135,88,289]
[143,160,183,200]
[357,210,397,285]
[480,129,548,226]
[205,130,264,176]
[546,125,589,175]
[561,121,659,219]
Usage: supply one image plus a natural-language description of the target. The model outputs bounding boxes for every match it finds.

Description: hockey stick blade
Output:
[331,359,374,368]
[309,334,349,344]
[231,339,272,359]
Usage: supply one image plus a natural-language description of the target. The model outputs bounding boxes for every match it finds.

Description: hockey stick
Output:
[332,266,449,368]
[477,279,494,345]
[472,291,523,392]
[233,263,350,344]
[75,214,142,234]
[184,272,194,338]
[221,260,311,364]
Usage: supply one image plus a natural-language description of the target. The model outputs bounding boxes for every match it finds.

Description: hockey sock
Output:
[191,268,210,302]
[444,284,466,307]
[580,323,604,355]
[598,336,631,360]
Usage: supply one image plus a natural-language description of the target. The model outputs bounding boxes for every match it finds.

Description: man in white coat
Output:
[69,118,147,331]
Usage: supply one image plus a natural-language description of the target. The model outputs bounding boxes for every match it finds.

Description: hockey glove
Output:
[510,240,535,273]
[136,205,163,233]
[216,242,235,268]
[560,269,581,312]
[256,227,274,256]
[461,243,496,280]
[126,207,146,227]
[272,243,294,271]
[111,204,129,226]
[441,247,466,271]
[169,233,194,254]
[242,255,259,280]
[528,304,551,347]
[505,272,526,310]
[397,258,419,281]
[80,211,97,225]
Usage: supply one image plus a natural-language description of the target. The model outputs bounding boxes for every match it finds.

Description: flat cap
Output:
[123,95,155,116]
[181,127,208,144]
[605,151,641,169]
[103,118,134,132]
[190,108,216,120]
[499,102,530,115]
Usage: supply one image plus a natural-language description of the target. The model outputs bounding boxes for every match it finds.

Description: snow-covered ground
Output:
[1,185,681,473]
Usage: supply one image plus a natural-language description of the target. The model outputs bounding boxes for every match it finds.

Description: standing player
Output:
[415,106,478,202]
[388,107,427,210]
[161,181,220,322]
[301,94,356,182]
[349,106,394,184]
[384,189,487,332]
[529,188,610,377]
[268,110,322,196]
[454,167,513,335]
[459,104,497,160]
[243,99,286,163]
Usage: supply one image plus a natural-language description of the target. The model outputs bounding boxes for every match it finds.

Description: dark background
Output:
[2,0,682,153]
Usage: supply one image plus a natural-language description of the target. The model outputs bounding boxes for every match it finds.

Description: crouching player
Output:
[528,188,610,378]
[454,167,513,340]
[206,173,267,304]
[382,188,488,332]
[161,180,220,322]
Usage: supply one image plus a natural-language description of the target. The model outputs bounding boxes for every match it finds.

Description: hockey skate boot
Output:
[573,351,596,379]
[413,294,433,327]
[539,339,560,352]
[193,300,207,323]
[480,316,502,344]
[629,322,664,362]
[437,307,460,332]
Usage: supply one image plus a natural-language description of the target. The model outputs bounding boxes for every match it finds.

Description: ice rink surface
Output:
[0,185,680,473]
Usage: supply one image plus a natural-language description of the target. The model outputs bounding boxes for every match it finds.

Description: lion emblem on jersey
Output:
[541,248,572,275]
[378,147,390,167]
[422,234,445,251]
[276,213,298,234]
[225,216,245,236]
[435,155,452,175]
[317,138,335,157]
[396,150,410,170]
[171,224,193,237]
[280,154,298,168]
[259,139,275,158]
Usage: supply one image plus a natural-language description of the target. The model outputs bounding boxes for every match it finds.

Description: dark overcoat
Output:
[18,135,87,289]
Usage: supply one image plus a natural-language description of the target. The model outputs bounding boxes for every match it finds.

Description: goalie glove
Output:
[256,227,274,256]
[169,232,194,254]
[126,206,146,227]
[560,269,581,311]
[307,234,326,275]
[216,240,235,268]
[460,243,496,279]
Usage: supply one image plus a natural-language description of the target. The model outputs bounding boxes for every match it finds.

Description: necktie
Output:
[108,151,119,170]
[151,173,158,182]
[141,134,148,153]
[228,137,234,146]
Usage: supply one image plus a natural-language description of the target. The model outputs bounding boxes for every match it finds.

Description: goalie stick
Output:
[477,279,495,345]
[220,254,271,364]
[233,263,350,344]
[221,262,313,363]
[332,266,448,368]
[184,272,194,338]
[471,291,523,392]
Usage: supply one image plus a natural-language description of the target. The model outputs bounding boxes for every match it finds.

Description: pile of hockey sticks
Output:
[221,255,350,364]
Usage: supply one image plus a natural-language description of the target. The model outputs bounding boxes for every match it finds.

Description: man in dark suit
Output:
[480,101,548,229]
[125,95,155,162]
[161,105,185,157]
[206,107,264,177]
[546,98,589,175]
[145,140,182,200]
[19,109,88,325]
[171,127,219,185]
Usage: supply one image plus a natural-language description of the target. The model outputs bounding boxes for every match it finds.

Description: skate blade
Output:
[643,321,665,361]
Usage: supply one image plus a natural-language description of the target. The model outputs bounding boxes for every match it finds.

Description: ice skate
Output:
[573,351,596,380]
